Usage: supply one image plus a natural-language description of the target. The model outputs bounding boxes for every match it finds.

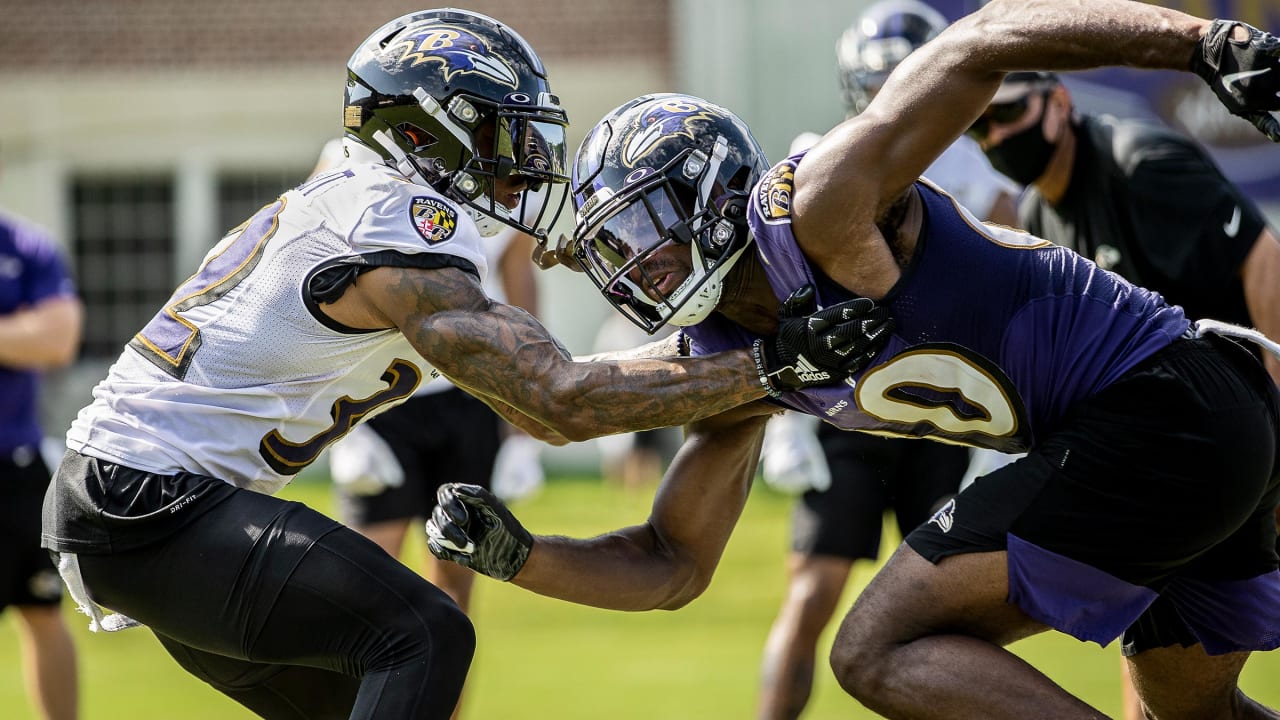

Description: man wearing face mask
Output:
[974,71,1280,386]
[976,69,1280,720]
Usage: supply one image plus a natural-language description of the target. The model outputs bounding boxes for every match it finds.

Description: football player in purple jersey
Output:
[973,65,1280,720]
[429,1,1280,718]
[757,3,1023,717]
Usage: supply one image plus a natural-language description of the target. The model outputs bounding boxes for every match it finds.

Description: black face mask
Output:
[983,111,1057,186]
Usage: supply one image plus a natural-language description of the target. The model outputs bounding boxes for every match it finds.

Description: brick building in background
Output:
[1,1,671,74]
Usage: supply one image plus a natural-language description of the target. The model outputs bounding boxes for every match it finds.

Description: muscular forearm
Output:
[956,0,1205,75]
[514,526,699,611]
[418,304,764,442]
[512,413,765,611]
[466,391,571,445]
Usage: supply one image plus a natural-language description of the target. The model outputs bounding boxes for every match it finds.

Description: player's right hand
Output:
[426,483,533,581]
[1190,19,1280,141]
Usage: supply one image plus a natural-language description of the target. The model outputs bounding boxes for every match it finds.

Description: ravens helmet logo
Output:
[385,26,518,88]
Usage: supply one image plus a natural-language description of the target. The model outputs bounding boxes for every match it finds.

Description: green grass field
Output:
[2,475,1278,719]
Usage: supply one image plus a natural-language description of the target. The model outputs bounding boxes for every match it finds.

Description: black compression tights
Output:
[77,490,475,720]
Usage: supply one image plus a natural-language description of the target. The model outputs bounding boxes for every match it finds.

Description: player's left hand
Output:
[1190,19,1280,141]
[426,483,533,581]
[756,284,894,396]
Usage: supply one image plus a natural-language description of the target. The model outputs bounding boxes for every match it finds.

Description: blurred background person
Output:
[0,154,83,720]
[318,137,546,720]
[756,3,1021,718]
[973,68,1280,720]
[975,70,1280,385]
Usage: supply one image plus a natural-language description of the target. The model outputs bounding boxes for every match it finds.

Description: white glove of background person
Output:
[328,422,404,496]
[490,434,545,502]
[760,412,832,495]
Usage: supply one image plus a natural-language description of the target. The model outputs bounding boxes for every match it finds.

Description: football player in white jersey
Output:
[325,140,546,720]
[38,9,890,720]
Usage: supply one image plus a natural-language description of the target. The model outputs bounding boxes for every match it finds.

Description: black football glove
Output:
[426,483,533,581]
[754,284,894,397]
[1190,19,1280,142]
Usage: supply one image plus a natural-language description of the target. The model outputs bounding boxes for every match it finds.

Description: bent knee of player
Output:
[418,595,476,664]
[827,606,899,702]
[370,588,476,672]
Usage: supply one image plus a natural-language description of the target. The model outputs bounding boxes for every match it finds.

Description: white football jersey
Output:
[67,152,489,494]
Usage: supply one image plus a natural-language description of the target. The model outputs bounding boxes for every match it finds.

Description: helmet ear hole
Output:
[397,123,438,152]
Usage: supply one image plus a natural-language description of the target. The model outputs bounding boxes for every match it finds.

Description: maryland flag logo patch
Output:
[755,160,797,224]
[410,197,458,245]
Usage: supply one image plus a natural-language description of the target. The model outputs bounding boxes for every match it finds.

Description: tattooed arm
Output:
[447,378,572,445]
[462,332,685,444]
[332,264,767,442]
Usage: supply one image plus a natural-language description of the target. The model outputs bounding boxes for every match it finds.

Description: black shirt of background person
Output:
[1018,114,1265,328]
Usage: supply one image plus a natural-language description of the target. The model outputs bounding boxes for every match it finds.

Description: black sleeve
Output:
[308,250,480,303]
[304,250,481,332]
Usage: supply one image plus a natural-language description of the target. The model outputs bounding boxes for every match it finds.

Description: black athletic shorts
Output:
[792,428,968,560]
[336,387,501,527]
[42,450,474,720]
[0,448,62,610]
[906,335,1280,656]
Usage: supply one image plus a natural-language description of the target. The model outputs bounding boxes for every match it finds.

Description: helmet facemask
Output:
[573,136,752,334]
[358,86,571,239]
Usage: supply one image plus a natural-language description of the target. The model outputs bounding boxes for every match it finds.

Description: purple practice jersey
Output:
[0,213,77,454]
[682,154,1190,453]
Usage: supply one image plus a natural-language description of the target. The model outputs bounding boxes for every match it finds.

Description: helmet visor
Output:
[582,187,683,279]
[459,107,570,241]
[504,116,569,182]
[577,186,696,332]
